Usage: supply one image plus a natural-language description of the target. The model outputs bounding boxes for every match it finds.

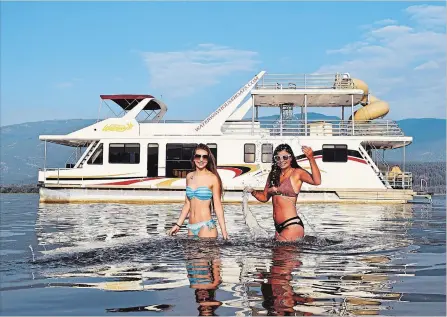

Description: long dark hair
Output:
[268,143,301,187]
[190,143,223,198]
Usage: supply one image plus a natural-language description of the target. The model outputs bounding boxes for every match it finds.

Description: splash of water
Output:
[241,190,270,239]
[28,245,35,262]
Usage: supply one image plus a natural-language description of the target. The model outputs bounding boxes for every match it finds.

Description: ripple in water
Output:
[0,194,445,316]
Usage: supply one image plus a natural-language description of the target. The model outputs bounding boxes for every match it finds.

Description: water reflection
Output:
[6,198,442,316]
[258,244,313,316]
[184,240,223,316]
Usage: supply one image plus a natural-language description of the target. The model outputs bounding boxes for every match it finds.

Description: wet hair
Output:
[268,143,301,187]
[190,143,223,198]
[195,289,221,316]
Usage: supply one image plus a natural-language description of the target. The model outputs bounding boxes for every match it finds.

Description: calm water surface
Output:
[0,194,445,316]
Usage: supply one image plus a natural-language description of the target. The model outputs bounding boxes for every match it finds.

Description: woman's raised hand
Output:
[301,146,314,159]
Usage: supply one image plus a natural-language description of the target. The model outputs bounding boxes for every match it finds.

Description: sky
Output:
[1,1,445,126]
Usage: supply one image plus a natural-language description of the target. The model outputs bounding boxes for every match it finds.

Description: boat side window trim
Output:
[207,143,217,164]
[244,143,256,163]
[147,143,159,177]
[109,143,140,164]
[322,144,348,162]
[166,143,197,178]
[261,144,273,163]
[87,143,104,165]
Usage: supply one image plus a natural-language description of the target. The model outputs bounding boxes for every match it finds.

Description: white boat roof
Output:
[252,88,364,107]
[39,70,411,147]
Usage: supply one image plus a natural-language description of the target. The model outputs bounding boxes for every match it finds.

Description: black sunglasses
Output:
[273,154,292,162]
[194,154,209,160]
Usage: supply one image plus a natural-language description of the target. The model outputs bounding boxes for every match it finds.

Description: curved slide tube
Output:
[348,78,390,121]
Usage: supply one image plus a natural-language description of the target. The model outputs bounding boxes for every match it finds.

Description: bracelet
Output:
[174,223,181,228]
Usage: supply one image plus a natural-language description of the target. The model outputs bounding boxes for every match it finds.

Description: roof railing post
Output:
[351,95,355,136]
[251,96,255,136]
[304,95,308,136]
[44,140,47,181]
[280,105,283,136]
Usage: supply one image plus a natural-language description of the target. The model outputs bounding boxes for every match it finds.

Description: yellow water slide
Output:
[348,78,390,121]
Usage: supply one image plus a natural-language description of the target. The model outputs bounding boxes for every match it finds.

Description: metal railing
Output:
[382,171,413,189]
[255,73,354,90]
[222,120,404,137]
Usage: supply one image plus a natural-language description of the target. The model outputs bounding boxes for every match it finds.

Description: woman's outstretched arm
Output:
[212,176,229,240]
[250,175,273,203]
[168,173,192,236]
[299,146,321,185]
[168,195,191,235]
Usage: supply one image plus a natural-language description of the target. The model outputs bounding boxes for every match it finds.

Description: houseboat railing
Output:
[255,73,354,90]
[222,120,405,136]
[382,171,413,189]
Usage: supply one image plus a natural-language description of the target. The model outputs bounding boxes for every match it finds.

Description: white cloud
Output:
[374,19,398,26]
[405,4,446,29]
[414,61,439,71]
[318,5,446,119]
[370,25,413,37]
[54,78,82,89]
[142,44,260,98]
[55,82,73,89]
[360,18,398,30]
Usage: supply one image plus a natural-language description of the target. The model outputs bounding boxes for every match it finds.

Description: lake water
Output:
[0,194,445,316]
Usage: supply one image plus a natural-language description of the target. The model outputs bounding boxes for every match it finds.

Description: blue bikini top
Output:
[186,186,213,201]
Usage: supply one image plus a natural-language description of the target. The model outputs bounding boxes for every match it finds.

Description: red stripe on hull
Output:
[297,155,366,164]
[101,177,162,185]
[218,167,243,177]
[297,155,322,162]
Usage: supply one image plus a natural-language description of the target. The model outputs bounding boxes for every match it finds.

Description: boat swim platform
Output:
[39,186,417,205]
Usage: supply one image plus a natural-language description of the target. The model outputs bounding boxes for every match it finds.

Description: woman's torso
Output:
[186,173,214,223]
[272,170,302,224]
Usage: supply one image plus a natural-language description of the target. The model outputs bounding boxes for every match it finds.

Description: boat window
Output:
[166,143,197,178]
[147,143,159,177]
[244,143,256,163]
[87,143,103,165]
[261,144,273,163]
[322,144,348,162]
[207,143,217,164]
[109,143,140,164]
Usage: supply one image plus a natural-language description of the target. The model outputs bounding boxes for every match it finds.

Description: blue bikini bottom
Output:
[186,263,213,284]
[186,219,217,236]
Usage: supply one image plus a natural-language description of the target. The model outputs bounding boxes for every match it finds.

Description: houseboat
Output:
[38,71,416,204]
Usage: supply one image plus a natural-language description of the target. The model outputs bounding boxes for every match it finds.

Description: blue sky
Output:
[1,1,445,126]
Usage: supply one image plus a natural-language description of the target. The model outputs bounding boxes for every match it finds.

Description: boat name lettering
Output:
[195,75,259,132]
[102,122,134,132]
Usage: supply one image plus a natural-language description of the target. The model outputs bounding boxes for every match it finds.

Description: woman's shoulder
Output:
[292,167,304,178]
[186,172,195,183]
[207,172,219,182]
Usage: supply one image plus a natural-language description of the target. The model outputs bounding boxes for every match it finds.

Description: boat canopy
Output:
[100,94,161,111]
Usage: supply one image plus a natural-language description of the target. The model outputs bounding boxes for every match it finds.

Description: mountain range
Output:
[1,113,445,185]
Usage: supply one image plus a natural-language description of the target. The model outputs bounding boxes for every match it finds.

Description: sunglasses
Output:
[194,154,209,160]
[274,154,292,162]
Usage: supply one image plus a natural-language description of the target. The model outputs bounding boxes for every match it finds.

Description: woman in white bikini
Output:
[168,143,229,240]
[246,143,321,241]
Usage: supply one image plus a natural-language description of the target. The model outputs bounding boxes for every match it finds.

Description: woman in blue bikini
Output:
[168,143,229,240]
